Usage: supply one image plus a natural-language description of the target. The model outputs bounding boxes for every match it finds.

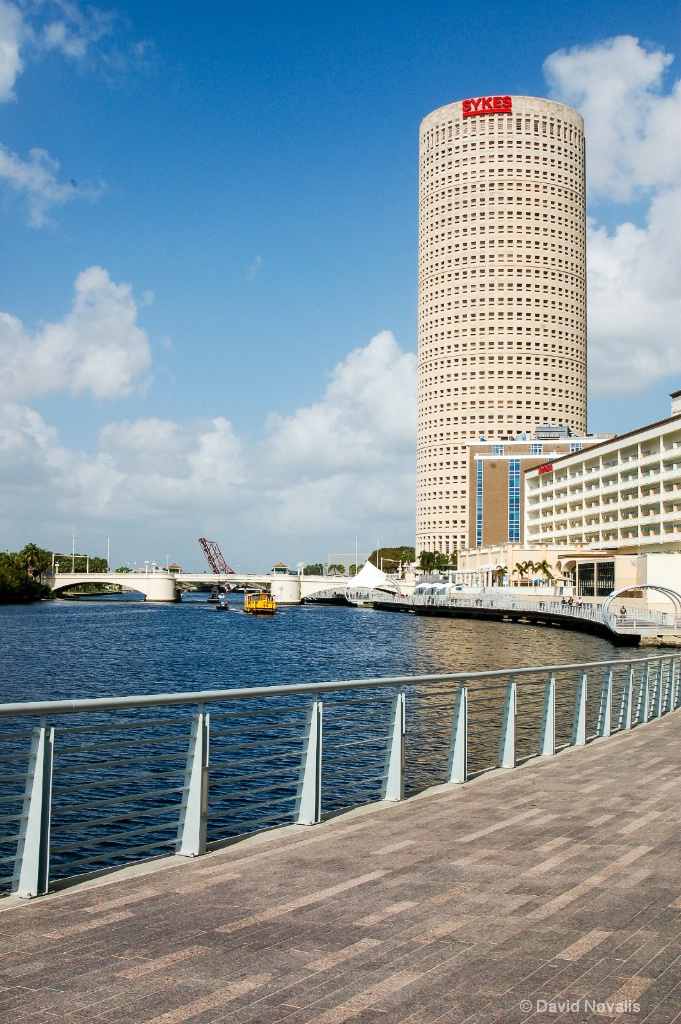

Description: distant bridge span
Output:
[46,571,356,604]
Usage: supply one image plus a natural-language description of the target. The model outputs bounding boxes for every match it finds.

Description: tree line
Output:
[0,543,109,603]
[0,544,53,603]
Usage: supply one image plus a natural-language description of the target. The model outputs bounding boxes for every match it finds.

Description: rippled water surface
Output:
[0,594,663,887]
[0,592,638,704]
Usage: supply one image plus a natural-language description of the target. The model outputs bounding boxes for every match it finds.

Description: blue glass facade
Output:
[508,458,521,542]
[476,459,483,547]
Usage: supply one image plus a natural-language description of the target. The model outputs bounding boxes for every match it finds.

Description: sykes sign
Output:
[462,95,512,117]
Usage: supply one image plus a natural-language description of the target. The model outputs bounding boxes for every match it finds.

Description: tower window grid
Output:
[416,95,587,556]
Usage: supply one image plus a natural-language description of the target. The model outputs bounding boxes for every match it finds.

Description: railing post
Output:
[13,717,54,898]
[447,685,468,784]
[498,677,516,768]
[382,690,405,801]
[651,660,664,719]
[295,694,322,825]
[619,663,634,730]
[660,659,672,716]
[176,706,209,857]
[597,667,613,738]
[639,662,650,725]
[572,671,587,746]
[672,658,681,711]
[538,673,556,756]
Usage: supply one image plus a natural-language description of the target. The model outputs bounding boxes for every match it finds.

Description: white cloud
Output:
[0,266,152,400]
[264,331,415,476]
[0,143,103,225]
[545,35,681,201]
[0,328,416,564]
[586,188,681,394]
[0,2,148,224]
[544,36,681,395]
[0,0,23,100]
[35,0,115,60]
[0,0,116,101]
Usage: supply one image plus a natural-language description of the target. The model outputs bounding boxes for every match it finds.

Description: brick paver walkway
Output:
[2,713,681,1023]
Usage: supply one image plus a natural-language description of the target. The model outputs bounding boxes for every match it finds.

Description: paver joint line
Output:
[2,708,681,1024]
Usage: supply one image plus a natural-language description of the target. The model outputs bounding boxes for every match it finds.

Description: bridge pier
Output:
[268,576,302,605]
[138,576,180,602]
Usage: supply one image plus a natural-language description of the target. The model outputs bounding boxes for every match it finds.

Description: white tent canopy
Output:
[349,561,399,591]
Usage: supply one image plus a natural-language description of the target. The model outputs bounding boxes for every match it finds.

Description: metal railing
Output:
[1,654,679,899]
[354,590,677,634]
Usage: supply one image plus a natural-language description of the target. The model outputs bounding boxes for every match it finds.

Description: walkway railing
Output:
[351,590,678,635]
[1,654,679,898]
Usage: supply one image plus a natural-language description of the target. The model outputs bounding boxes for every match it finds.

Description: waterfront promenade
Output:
[2,711,680,1022]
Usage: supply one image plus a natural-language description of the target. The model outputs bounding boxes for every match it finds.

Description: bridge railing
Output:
[1,654,679,899]
[352,591,675,631]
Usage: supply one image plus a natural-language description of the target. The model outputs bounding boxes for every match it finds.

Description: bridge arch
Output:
[48,572,179,603]
[602,585,681,635]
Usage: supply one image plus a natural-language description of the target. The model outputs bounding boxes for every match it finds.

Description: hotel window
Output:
[530,443,543,455]
[492,444,504,455]
[570,442,582,453]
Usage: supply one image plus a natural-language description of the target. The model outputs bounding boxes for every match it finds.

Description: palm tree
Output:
[514,561,532,584]
[18,543,50,579]
[533,559,555,583]
[492,565,508,586]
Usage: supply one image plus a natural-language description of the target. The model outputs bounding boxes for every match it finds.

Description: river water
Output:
[0,594,665,889]
[0,591,636,704]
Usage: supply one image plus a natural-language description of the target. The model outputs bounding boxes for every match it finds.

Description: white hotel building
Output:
[525,394,681,554]
[417,94,587,557]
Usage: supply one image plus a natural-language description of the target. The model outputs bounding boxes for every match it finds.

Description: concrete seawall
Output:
[369,596,642,644]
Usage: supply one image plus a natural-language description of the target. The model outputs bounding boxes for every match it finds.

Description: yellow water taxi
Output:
[243,591,276,615]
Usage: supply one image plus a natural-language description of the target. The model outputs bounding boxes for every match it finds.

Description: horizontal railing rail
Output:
[1,654,679,900]
[353,590,675,634]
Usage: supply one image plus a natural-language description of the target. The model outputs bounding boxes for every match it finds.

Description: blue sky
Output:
[0,0,680,570]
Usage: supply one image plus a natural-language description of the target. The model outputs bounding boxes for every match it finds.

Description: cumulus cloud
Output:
[265,332,415,476]
[0,143,103,225]
[32,0,115,60]
[0,1,148,224]
[544,36,681,395]
[586,189,681,394]
[0,0,140,96]
[0,0,23,100]
[545,36,681,201]
[0,330,416,562]
[0,266,152,400]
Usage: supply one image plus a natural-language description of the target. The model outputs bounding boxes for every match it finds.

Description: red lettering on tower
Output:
[462,95,512,117]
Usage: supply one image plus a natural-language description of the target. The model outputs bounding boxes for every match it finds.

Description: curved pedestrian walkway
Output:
[364,591,681,644]
[2,712,681,1023]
